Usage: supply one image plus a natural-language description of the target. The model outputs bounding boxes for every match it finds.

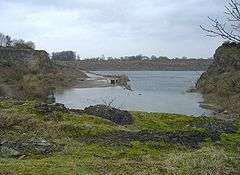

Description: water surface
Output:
[55,71,211,116]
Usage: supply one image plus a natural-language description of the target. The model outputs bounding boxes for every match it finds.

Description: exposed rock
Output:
[34,103,133,125]
[196,42,240,114]
[0,47,87,100]
[0,139,54,156]
[0,47,33,61]
[199,103,222,112]
[190,119,237,133]
[80,130,222,148]
[29,50,52,74]
[34,103,69,114]
[117,75,131,90]
[0,146,20,158]
[68,108,84,114]
[34,102,84,115]
[28,139,52,154]
[84,105,133,125]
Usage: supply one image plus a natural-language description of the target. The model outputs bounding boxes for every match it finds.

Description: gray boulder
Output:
[0,139,54,157]
[34,103,69,114]
[0,146,20,158]
[84,105,133,125]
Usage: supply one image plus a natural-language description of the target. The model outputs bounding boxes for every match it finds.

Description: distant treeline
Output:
[50,51,212,71]
[52,51,77,61]
[57,58,212,71]
[0,32,35,49]
[82,55,170,61]
[51,51,210,61]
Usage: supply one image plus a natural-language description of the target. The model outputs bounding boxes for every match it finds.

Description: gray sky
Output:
[0,0,225,58]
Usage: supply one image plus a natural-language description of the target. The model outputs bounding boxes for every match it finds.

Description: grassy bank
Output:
[0,98,239,175]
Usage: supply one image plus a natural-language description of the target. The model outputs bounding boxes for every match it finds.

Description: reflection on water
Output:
[55,71,211,116]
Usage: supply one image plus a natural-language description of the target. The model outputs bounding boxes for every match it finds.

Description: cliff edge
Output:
[0,48,87,100]
[196,42,240,113]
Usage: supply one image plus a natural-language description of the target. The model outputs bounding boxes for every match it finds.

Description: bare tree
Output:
[0,33,35,49]
[102,97,118,108]
[201,0,240,42]
[12,39,35,49]
[0,33,6,47]
[5,35,12,47]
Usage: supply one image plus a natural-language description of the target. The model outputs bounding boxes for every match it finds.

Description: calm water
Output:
[55,71,211,116]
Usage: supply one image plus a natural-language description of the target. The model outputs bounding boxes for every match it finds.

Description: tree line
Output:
[80,55,208,61]
[83,55,170,61]
[0,32,35,49]
[52,51,77,61]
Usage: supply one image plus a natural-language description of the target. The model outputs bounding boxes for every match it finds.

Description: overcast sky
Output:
[0,0,225,58]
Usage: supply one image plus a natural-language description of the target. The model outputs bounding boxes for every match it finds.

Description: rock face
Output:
[80,130,227,148]
[196,42,240,113]
[34,103,69,114]
[0,146,20,158]
[0,139,53,158]
[34,103,133,125]
[84,105,134,125]
[0,47,33,61]
[0,48,52,98]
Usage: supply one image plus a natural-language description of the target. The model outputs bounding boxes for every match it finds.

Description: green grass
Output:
[220,117,240,151]
[0,156,96,175]
[132,112,209,132]
[60,113,128,137]
[0,143,236,175]
[0,99,239,174]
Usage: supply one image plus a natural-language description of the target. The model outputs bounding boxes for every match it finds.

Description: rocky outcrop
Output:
[196,42,240,113]
[79,130,228,148]
[34,103,133,125]
[0,47,87,100]
[0,139,54,158]
[34,103,69,114]
[84,105,134,125]
[0,47,33,61]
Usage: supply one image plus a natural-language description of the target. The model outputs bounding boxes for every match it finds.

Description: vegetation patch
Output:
[0,98,239,174]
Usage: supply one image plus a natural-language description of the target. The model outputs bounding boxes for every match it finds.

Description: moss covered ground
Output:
[0,99,239,175]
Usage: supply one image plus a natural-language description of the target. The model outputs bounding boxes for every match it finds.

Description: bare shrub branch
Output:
[201,0,240,42]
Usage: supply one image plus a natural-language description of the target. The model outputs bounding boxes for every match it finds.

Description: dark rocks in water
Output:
[107,74,132,90]
[199,103,221,111]
[124,84,132,91]
[34,103,69,114]
[118,75,132,90]
[186,87,197,93]
[84,105,134,125]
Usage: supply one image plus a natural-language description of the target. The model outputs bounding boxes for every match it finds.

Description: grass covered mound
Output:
[0,98,239,175]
